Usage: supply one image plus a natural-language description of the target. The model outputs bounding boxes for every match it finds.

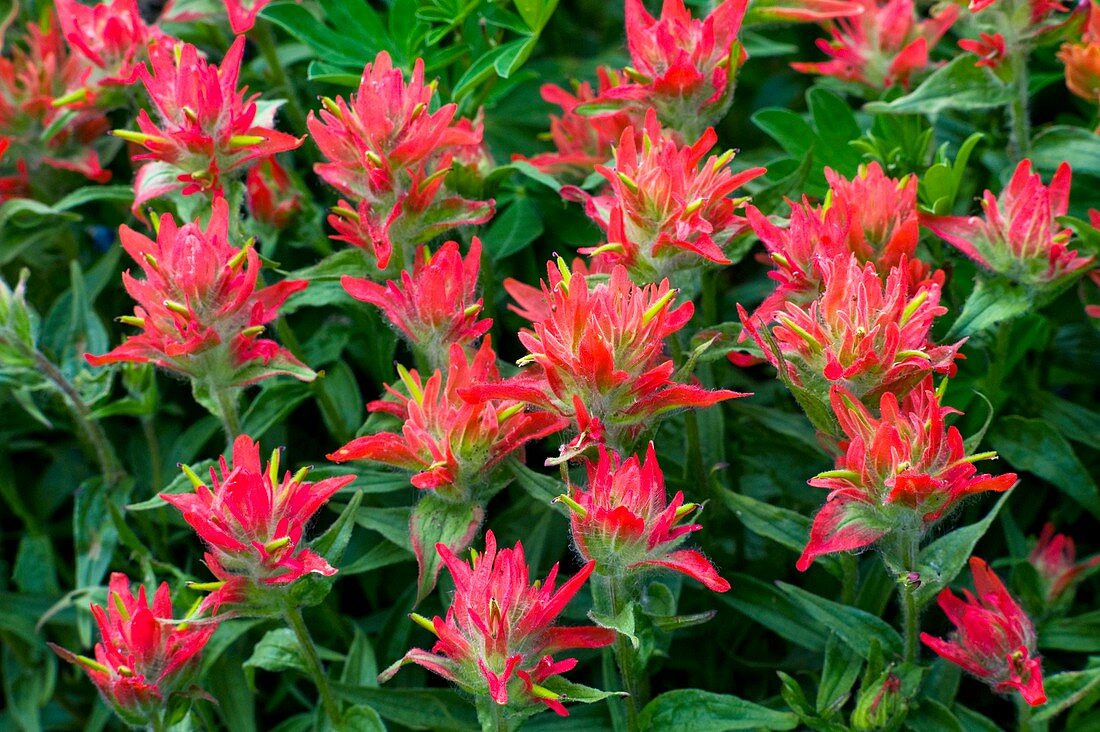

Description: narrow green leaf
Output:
[863,56,1013,115]
[638,689,799,731]
[776,582,903,658]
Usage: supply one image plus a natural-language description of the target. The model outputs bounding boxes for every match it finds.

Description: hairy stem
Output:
[212,383,242,442]
[284,606,340,725]
[591,573,645,732]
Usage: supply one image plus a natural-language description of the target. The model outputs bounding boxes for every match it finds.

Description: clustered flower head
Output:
[566,109,765,282]
[309,51,494,273]
[1029,523,1100,607]
[49,573,218,728]
[792,0,959,90]
[465,261,745,456]
[0,13,112,189]
[923,160,1093,288]
[119,36,303,211]
[341,238,491,368]
[922,557,1046,706]
[246,156,302,229]
[56,0,161,91]
[380,531,616,717]
[1058,3,1100,104]
[85,198,314,389]
[740,254,961,408]
[328,339,567,497]
[797,383,1016,570]
[163,435,355,603]
[559,443,730,591]
[587,0,749,138]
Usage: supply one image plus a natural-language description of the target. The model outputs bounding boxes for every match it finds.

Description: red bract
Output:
[164,435,354,594]
[792,0,958,90]
[1058,4,1100,102]
[560,443,730,591]
[519,76,642,180]
[825,163,922,273]
[593,0,749,137]
[308,51,493,272]
[85,198,314,389]
[341,238,491,367]
[1029,523,1100,606]
[797,384,1016,571]
[246,156,302,228]
[568,109,765,281]
[740,254,960,407]
[56,0,160,89]
[923,161,1093,287]
[121,37,303,211]
[0,15,111,184]
[328,339,566,496]
[49,573,218,728]
[224,0,296,34]
[921,557,1046,706]
[379,531,616,717]
[959,32,1007,68]
[465,262,745,454]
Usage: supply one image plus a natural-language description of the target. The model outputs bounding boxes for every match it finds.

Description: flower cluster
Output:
[922,558,1046,706]
[119,36,303,211]
[309,51,493,273]
[163,435,355,601]
[49,573,218,728]
[85,198,314,390]
[797,384,1016,570]
[466,261,744,455]
[566,109,765,281]
[923,160,1093,287]
[1029,523,1100,607]
[380,531,616,717]
[559,443,729,591]
[246,156,302,229]
[1058,4,1100,104]
[56,0,161,92]
[792,0,959,90]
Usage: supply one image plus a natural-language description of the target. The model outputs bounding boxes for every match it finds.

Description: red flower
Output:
[740,254,961,407]
[49,573,218,728]
[85,198,314,389]
[163,435,355,593]
[308,52,493,272]
[921,557,1046,706]
[923,160,1094,287]
[825,163,922,273]
[559,443,729,591]
[223,0,299,34]
[959,32,1007,68]
[792,0,958,90]
[328,338,566,496]
[56,0,160,89]
[121,37,303,210]
[465,261,745,454]
[1059,3,1100,102]
[246,156,302,228]
[379,531,616,717]
[518,75,643,180]
[1029,523,1100,606]
[568,109,765,281]
[341,238,491,367]
[797,384,1016,571]
[592,0,749,137]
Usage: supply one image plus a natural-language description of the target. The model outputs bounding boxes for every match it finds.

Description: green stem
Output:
[1006,38,1032,161]
[212,383,242,442]
[34,350,126,487]
[895,535,921,665]
[475,694,512,732]
[668,336,704,487]
[591,574,645,732]
[253,20,308,137]
[840,553,858,606]
[284,606,340,726]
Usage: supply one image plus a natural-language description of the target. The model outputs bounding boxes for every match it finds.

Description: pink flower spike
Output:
[959,32,1007,68]
[379,531,615,716]
[341,238,492,367]
[923,160,1093,287]
[55,0,161,88]
[561,443,729,591]
[922,558,1046,706]
[49,573,219,728]
[1029,523,1100,606]
[121,36,303,211]
[162,435,355,592]
[246,156,302,228]
[85,197,314,390]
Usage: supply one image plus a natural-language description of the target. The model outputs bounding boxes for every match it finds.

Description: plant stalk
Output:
[591,573,645,732]
[284,606,340,726]
[212,383,243,441]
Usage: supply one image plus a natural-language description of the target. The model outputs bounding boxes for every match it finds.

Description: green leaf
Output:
[409,493,484,603]
[492,35,538,78]
[509,160,563,192]
[341,539,413,575]
[353,506,413,550]
[719,489,840,578]
[241,381,311,439]
[717,574,828,652]
[1030,126,1100,177]
[1032,666,1100,722]
[260,2,369,66]
[243,628,307,680]
[990,416,1100,519]
[514,0,559,32]
[481,196,543,260]
[864,56,1013,115]
[638,689,799,731]
[753,109,814,158]
[1041,611,1100,653]
[540,676,625,704]
[589,601,639,649]
[912,489,1013,607]
[330,685,479,731]
[341,627,379,688]
[905,698,965,732]
[776,582,903,658]
[946,276,1034,338]
[312,490,364,565]
[816,633,862,715]
[506,457,565,508]
[326,706,386,732]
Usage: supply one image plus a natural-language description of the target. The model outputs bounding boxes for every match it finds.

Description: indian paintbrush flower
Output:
[55,0,161,90]
[379,531,616,717]
[797,383,1016,571]
[921,557,1046,706]
[85,197,315,392]
[246,156,302,229]
[1028,523,1100,607]
[49,573,219,729]
[558,443,730,591]
[163,435,355,602]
